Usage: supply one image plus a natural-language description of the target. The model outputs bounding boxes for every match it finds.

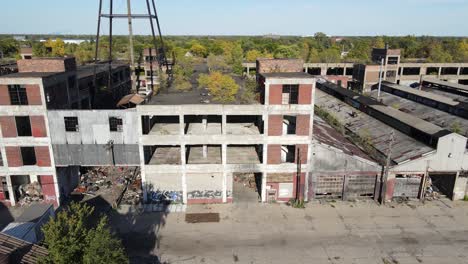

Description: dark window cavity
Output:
[64,117,79,132]
[21,147,36,166]
[8,85,28,105]
[15,116,32,137]
[282,85,299,104]
[109,117,123,132]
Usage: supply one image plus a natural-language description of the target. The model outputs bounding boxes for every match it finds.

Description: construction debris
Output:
[73,167,142,206]
[18,182,44,206]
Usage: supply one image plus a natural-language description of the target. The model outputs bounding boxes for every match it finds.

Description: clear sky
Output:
[1,0,467,36]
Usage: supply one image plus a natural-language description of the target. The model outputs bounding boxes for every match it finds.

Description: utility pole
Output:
[377,58,384,100]
[381,130,395,205]
[127,0,136,92]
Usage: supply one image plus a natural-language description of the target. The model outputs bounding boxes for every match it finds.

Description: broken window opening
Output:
[15,116,32,137]
[281,145,296,163]
[8,85,28,105]
[64,117,79,132]
[0,176,9,200]
[282,85,299,105]
[109,117,123,132]
[21,147,36,166]
[283,116,297,135]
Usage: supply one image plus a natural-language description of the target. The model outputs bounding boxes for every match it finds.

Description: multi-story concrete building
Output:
[0,57,132,206]
[243,47,468,92]
[138,59,315,204]
[2,55,468,208]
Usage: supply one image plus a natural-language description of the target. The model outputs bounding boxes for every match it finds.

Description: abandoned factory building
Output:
[1,55,468,207]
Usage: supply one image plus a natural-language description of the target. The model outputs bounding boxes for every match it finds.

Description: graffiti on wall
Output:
[188,190,222,199]
[147,190,183,203]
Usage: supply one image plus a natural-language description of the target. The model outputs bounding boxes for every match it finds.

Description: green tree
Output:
[319,47,341,63]
[274,45,300,59]
[207,54,231,72]
[308,47,320,63]
[230,43,244,75]
[44,38,66,57]
[40,202,128,264]
[245,49,263,63]
[427,43,453,63]
[83,217,128,264]
[173,75,193,91]
[373,36,386,48]
[198,72,239,103]
[190,42,208,57]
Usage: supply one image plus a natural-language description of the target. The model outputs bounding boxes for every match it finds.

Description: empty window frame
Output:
[281,145,296,163]
[282,85,299,104]
[21,147,36,166]
[8,85,28,105]
[15,116,32,137]
[0,176,9,200]
[109,117,123,132]
[64,117,79,132]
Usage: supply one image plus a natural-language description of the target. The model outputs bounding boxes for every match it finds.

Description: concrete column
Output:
[222,144,227,203]
[438,67,442,78]
[343,67,347,76]
[247,66,250,77]
[222,114,227,135]
[304,66,308,74]
[202,115,207,158]
[30,175,38,183]
[6,175,15,206]
[457,67,461,76]
[179,114,185,136]
[321,67,327,76]
[262,112,268,203]
[179,114,187,204]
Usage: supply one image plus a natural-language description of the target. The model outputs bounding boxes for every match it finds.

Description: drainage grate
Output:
[185,213,220,223]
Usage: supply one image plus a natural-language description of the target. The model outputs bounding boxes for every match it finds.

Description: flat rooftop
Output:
[422,86,468,103]
[315,89,435,164]
[260,72,313,79]
[149,89,260,105]
[381,82,459,106]
[422,77,468,92]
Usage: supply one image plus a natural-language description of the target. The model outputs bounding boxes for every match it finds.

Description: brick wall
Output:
[267,145,282,164]
[30,116,47,137]
[269,84,282,105]
[296,144,308,163]
[26,85,42,105]
[0,85,9,105]
[0,116,17,137]
[296,115,310,136]
[298,84,312,104]
[6,147,22,167]
[39,175,58,206]
[257,59,304,74]
[17,58,76,73]
[268,115,283,136]
[35,147,51,167]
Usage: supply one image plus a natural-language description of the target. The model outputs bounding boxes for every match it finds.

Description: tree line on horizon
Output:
[1,33,467,65]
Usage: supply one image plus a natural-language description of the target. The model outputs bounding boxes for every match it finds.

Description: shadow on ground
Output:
[0,203,14,230]
[75,194,170,264]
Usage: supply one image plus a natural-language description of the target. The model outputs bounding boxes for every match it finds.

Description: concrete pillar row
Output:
[6,175,15,206]
[222,144,227,203]
[179,114,187,204]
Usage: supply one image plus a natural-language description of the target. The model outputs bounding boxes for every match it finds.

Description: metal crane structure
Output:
[93,0,172,93]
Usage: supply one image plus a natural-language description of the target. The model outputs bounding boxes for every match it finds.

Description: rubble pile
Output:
[121,172,143,205]
[425,178,441,201]
[234,173,256,189]
[18,182,43,206]
[73,166,143,206]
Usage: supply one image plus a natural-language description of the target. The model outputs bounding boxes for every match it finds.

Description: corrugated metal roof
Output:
[1,222,35,241]
[315,89,435,164]
[0,233,48,264]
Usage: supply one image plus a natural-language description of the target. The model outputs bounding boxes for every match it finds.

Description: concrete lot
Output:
[112,198,468,264]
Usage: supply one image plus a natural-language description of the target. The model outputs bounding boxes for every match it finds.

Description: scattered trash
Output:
[73,166,142,206]
[18,182,44,206]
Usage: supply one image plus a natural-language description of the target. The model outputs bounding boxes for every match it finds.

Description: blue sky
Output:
[1,0,468,36]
